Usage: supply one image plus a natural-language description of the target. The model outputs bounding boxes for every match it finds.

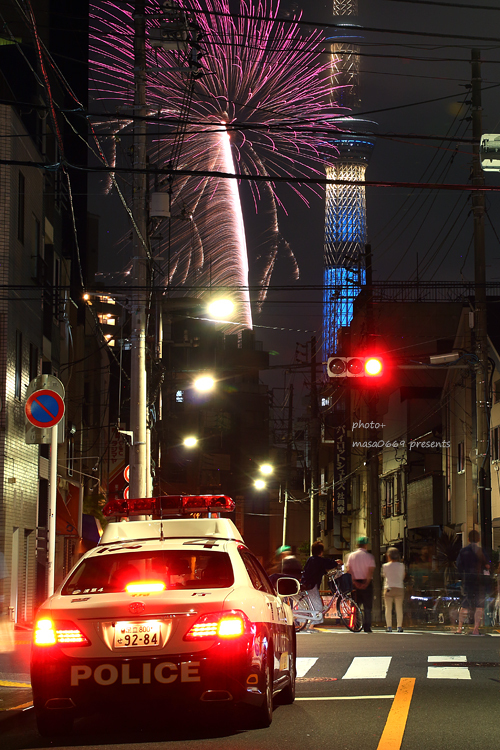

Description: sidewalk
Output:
[0,623,33,728]
[0,680,32,729]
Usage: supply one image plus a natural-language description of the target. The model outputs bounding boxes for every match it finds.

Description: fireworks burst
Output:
[90,0,341,326]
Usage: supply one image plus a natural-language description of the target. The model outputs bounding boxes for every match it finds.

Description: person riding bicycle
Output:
[268,546,302,580]
[301,541,340,631]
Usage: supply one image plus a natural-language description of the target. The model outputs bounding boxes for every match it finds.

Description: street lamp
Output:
[193,374,215,393]
[183,436,198,448]
[259,463,273,476]
[207,298,235,321]
[254,478,266,490]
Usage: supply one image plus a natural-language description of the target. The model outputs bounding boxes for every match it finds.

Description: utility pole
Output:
[471,49,492,551]
[282,383,293,546]
[310,336,320,552]
[130,0,150,503]
[365,244,382,622]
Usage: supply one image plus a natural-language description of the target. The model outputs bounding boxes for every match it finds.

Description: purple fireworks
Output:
[90,0,341,325]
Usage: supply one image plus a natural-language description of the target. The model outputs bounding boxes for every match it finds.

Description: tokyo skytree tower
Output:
[323,0,375,357]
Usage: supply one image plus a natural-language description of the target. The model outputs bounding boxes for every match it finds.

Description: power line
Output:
[6,155,500,192]
[382,0,499,10]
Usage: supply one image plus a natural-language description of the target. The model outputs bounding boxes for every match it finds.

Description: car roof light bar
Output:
[102,494,235,518]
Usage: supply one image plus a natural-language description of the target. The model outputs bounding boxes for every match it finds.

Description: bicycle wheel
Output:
[290,592,311,632]
[337,595,363,632]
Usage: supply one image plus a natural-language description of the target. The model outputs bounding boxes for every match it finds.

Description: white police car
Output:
[31,495,299,736]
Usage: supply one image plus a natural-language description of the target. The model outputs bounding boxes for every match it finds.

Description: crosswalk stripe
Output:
[297,654,481,681]
[296,657,318,677]
[427,655,470,679]
[343,656,392,680]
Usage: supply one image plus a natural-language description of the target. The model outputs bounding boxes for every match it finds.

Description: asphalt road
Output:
[1,627,499,750]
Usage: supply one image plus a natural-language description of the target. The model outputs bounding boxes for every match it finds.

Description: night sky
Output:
[88,0,500,397]
[255,0,500,391]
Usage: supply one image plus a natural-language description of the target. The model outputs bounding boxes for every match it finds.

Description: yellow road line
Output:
[0,681,31,688]
[0,701,33,712]
[377,678,415,750]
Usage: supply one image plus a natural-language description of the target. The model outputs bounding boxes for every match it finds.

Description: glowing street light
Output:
[254,478,266,490]
[259,463,274,476]
[183,436,198,448]
[207,298,234,320]
[193,375,215,392]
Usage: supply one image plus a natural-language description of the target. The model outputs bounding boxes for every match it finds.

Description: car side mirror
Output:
[276,577,300,596]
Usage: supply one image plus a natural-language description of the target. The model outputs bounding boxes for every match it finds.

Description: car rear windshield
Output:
[61,550,234,595]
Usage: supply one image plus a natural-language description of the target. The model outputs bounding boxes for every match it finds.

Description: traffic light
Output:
[327,356,384,379]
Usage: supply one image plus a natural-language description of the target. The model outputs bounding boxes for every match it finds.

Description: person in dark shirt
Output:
[268,545,302,580]
[455,529,489,635]
[301,541,339,631]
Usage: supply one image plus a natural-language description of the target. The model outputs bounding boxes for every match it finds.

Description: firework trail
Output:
[90,0,342,326]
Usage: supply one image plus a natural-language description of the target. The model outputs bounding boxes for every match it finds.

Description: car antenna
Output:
[160,521,164,542]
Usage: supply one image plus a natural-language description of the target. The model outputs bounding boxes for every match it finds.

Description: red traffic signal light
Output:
[364,357,383,377]
[327,356,384,379]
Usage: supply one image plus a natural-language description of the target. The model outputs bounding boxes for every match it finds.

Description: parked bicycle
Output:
[289,569,363,632]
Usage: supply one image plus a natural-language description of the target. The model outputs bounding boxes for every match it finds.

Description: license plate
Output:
[114,621,161,648]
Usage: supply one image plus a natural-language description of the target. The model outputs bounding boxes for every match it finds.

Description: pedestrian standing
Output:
[382,547,406,632]
[455,529,489,635]
[346,536,375,633]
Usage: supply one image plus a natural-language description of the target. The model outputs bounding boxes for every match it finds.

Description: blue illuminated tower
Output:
[323,0,375,358]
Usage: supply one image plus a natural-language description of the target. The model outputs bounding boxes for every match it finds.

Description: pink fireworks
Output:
[90,0,341,323]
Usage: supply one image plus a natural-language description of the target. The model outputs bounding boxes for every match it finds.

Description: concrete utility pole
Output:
[282,383,293,547]
[130,0,150,502]
[310,336,320,552]
[471,49,492,551]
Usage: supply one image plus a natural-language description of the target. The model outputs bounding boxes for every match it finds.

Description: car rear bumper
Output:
[31,639,266,712]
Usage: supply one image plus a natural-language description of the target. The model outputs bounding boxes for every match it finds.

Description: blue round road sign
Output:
[25,389,65,428]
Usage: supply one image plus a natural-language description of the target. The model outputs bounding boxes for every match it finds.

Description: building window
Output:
[15,330,22,399]
[457,441,465,473]
[29,344,38,382]
[351,475,360,511]
[98,313,116,326]
[386,476,394,517]
[492,427,500,462]
[494,381,500,404]
[394,473,403,515]
[32,214,41,278]
[18,172,25,243]
[53,257,60,319]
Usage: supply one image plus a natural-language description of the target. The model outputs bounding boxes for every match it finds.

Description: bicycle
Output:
[289,570,363,633]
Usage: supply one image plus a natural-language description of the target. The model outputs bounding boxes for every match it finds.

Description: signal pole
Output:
[365,244,382,622]
[471,50,492,550]
[130,0,150,502]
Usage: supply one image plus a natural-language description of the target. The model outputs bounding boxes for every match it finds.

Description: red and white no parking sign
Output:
[25,389,65,429]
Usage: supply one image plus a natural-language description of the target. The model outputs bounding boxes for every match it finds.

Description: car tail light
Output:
[125,581,166,594]
[34,618,90,647]
[184,610,249,640]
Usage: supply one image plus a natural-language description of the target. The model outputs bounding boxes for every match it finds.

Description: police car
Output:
[31,495,299,737]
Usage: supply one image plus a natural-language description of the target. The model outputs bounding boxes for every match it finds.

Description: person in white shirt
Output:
[346,536,375,633]
[382,547,406,632]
